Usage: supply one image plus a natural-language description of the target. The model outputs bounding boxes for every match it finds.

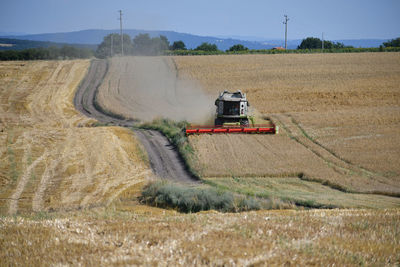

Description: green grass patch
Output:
[204,176,400,209]
[140,181,265,213]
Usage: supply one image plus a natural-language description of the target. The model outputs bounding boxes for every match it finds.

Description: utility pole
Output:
[110,34,113,57]
[118,10,123,56]
[283,15,289,49]
[322,32,324,52]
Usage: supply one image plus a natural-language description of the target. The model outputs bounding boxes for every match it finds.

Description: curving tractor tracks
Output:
[74,59,198,184]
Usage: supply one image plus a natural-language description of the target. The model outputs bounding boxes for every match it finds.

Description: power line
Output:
[118,10,123,56]
[283,15,289,49]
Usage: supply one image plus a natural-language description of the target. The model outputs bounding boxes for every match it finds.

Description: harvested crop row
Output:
[1,208,399,265]
[0,60,151,214]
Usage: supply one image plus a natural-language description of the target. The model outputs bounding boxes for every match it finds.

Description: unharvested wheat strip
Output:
[8,150,47,214]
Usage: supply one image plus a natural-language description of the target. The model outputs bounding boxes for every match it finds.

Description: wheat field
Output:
[174,53,400,113]
[1,208,399,265]
[0,56,399,265]
[174,53,400,200]
[0,60,152,215]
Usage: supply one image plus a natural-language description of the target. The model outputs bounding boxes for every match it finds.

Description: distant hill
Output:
[334,39,389,48]
[0,31,27,36]
[1,29,277,50]
[0,38,97,51]
[1,29,391,50]
[218,35,391,48]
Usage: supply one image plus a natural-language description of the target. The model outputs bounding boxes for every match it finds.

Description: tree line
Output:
[1,35,399,61]
[96,33,400,57]
[0,45,93,61]
[95,33,252,58]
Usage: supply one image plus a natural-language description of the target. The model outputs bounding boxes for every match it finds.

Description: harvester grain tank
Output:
[185,90,277,135]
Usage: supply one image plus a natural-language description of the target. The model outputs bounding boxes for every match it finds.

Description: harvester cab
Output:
[185,90,277,135]
[215,90,250,127]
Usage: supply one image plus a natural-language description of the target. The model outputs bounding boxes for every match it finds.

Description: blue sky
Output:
[0,0,399,40]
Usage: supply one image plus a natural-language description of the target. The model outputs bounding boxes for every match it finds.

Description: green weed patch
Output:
[140,181,263,213]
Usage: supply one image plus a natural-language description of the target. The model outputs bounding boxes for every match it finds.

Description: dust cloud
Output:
[98,56,215,124]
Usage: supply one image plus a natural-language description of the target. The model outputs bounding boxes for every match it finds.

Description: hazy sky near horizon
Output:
[0,0,399,40]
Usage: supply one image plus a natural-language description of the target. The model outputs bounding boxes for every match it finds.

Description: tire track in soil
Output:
[9,150,47,214]
[74,59,198,184]
[271,113,398,190]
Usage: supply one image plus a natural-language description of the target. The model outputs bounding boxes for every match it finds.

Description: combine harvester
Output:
[186,90,278,135]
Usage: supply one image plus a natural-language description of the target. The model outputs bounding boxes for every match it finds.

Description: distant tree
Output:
[96,34,113,58]
[227,44,249,52]
[298,37,350,49]
[159,35,170,49]
[96,33,133,58]
[332,41,346,49]
[60,45,79,59]
[47,46,60,59]
[195,42,218,51]
[121,34,134,55]
[132,33,152,55]
[298,37,322,49]
[78,47,94,58]
[0,46,93,61]
[132,34,170,55]
[150,35,170,55]
[383,37,400,47]
[171,40,186,50]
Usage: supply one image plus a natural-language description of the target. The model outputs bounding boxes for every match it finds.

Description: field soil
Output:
[174,53,400,202]
[0,60,152,214]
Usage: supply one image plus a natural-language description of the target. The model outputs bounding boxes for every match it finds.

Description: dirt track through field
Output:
[74,59,197,183]
[96,57,214,123]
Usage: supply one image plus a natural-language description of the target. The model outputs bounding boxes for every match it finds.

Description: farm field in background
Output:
[174,53,400,203]
[173,53,400,114]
